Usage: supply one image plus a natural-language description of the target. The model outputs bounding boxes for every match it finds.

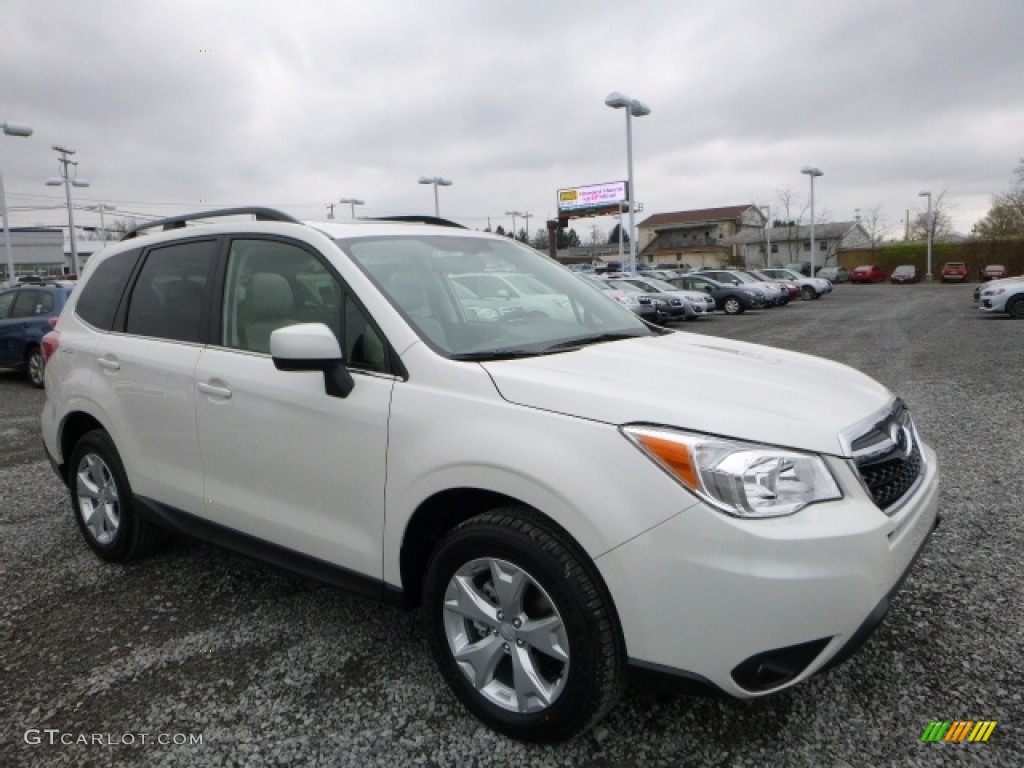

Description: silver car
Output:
[612,276,717,320]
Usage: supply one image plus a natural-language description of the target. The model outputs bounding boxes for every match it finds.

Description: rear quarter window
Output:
[76,248,143,330]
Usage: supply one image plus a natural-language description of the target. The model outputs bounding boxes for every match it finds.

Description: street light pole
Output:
[919,191,933,281]
[418,176,452,217]
[505,210,523,240]
[87,203,115,243]
[339,197,365,219]
[760,204,771,267]
[2,121,33,286]
[801,167,823,275]
[46,145,90,277]
[605,92,650,274]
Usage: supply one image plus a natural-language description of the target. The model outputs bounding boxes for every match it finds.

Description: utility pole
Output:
[326,203,336,219]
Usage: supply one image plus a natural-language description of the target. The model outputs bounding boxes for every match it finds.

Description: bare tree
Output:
[911,191,954,241]
[974,158,1024,237]
[859,205,887,249]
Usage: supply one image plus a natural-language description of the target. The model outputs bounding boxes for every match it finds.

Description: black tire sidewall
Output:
[423,513,621,742]
[69,430,138,561]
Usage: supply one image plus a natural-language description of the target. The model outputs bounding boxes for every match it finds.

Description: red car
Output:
[850,265,887,283]
[940,262,969,283]
[981,264,1009,281]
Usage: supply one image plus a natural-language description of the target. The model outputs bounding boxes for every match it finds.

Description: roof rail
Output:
[363,215,466,229]
[121,207,301,240]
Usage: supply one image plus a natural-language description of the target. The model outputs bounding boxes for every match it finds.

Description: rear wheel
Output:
[423,508,625,742]
[26,345,45,388]
[69,430,163,562]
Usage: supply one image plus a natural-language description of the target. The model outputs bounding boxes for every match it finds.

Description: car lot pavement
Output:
[1,282,1021,766]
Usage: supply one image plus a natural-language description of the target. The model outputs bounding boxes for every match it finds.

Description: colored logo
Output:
[920,721,997,742]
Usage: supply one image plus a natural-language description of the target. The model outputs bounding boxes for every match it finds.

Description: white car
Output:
[40,208,940,742]
[978,276,1024,318]
[759,267,833,300]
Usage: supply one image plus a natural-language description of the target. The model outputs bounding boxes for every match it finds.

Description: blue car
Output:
[0,282,74,387]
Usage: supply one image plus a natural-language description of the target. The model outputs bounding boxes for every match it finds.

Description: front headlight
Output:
[622,426,842,518]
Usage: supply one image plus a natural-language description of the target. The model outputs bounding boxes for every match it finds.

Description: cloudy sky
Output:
[2,0,1022,242]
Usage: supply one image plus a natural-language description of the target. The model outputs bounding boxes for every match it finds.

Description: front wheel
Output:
[69,429,164,562]
[1007,296,1024,319]
[800,285,815,301]
[723,297,743,315]
[423,508,625,742]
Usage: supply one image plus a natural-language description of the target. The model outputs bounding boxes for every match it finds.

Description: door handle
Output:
[97,357,121,371]
[197,382,232,399]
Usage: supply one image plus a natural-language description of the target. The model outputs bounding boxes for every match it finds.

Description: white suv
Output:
[41,208,940,742]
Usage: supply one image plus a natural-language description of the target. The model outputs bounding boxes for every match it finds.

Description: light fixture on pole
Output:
[46,145,90,277]
[2,120,33,286]
[505,210,523,240]
[605,91,650,274]
[918,191,933,281]
[87,203,116,243]
[760,204,771,267]
[801,167,823,274]
[418,176,452,217]
[339,198,365,219]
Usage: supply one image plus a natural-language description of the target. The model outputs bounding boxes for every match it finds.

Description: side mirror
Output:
[270,323,354,398]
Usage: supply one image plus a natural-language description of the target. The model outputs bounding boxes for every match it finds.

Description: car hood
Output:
[482,332,892,456]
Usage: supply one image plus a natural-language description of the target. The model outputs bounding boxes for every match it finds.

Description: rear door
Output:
[0,288,51,364]
[91,239,217,513]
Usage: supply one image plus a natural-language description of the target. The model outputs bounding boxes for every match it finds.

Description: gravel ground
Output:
[1,282,1021,767]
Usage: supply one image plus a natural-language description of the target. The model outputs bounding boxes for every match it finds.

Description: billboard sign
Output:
[557,181,628,215]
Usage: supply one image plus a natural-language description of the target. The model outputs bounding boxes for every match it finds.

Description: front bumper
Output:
[597,443,940,698]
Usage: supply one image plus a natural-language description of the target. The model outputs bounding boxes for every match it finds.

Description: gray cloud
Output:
[2,0,1022,236]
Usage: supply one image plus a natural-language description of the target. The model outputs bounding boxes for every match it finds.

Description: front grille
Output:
[851,402,925,513]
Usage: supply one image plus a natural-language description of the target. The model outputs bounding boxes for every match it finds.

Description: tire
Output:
[1007,296,1024,319]
[800,285,815,301]
[423,508,625,742]
[69,429,163,562]
[723,297,743,315]
[26,345,45,388]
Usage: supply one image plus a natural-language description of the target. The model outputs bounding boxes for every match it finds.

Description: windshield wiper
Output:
[449,349,543,361]
[539,332,646,354]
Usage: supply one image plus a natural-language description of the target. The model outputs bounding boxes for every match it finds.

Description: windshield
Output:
[338,234,652,358]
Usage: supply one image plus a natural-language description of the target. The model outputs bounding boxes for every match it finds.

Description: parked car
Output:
[668,274,767,315]
[981,264,1009,281]
[577,274,660,322]
[692,269,788,306]
[0,282,75,387]
[608,276,716,320]
[745,269,801,301]
[978,276,1024,318]
[940,262,969,283]
[40,207,940,742]
[817,266,850,284]
[758,268,832,300]
[850,265,887,284]
[890,265,921,284]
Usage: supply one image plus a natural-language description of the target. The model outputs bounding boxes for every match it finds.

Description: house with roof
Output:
[636,205,767,269]
[727,221,872,268]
